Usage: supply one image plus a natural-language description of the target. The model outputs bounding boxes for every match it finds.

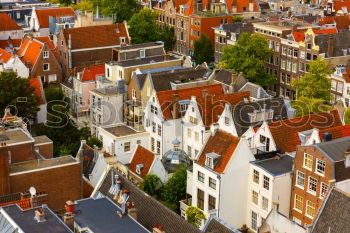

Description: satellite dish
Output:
[29,187,36,197]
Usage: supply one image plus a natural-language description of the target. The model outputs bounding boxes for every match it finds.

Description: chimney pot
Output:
[34,208,45,222]
[65,200,75,214]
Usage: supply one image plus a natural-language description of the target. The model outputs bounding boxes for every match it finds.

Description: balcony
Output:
[180,197,192,214]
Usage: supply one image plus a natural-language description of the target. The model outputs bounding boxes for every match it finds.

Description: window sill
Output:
[305,214,314,220]
[295,185,304,190]
[315,171,325,177]
[293,208,302,214]
[302,166,312,172]
[307,190,316,196]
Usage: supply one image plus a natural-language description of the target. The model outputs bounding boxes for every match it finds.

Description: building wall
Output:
[7,143,36,163]
[12,57,30,78]
[217,104,238,136]
[0,147,10,196]
[74,11,113,28]
[10,161,81,210]
[0,30,23,40]
[34,141,53,159]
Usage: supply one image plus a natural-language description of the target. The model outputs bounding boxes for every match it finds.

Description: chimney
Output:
[249,0,254,12]
[327,34,334,57]
[34,208,46,222]
[152,225,165,233]
[323,132,332,142]
[291,25,298,33]
[127,202,137,220]
[31,192,48,208]
[65,200,75,214]
[202,89,208,98]
[63,213,74,229]
[21,191,31,200]
[172,93,180,118]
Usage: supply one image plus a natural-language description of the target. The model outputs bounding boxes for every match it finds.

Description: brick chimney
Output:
[327,34,334,57]
[127,202,137,220]
[34,208,46,222]
[153,225,165,233]
[21,191,31,200]
[172,93,180,118]
[63,200,75,229]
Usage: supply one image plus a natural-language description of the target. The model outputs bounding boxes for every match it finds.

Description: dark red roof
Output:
[29,77,45,104]
[268,110,343,153]
[319,124,350,140]
[35,7,76,28]
[0,198,31,210]
[128,146,155,178]
[197,129,240,173]
[81,64,105,82]
[157,84,224,120]
[0,13,21,31]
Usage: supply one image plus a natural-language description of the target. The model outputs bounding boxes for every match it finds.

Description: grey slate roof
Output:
[1,205,72,233]
[316,136,350,162]
[316,31,350,57]
[232,97,289,136]
[212,69,247,90]
[239,82,272,100]
[203,216,241,233]
[311,188,350,233]
[74,197,150,233]
[213,22,254,35]
[250,154,294,176]
[95,167,201,233]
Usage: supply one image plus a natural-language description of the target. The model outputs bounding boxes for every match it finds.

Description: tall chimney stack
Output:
[172,93,180,118]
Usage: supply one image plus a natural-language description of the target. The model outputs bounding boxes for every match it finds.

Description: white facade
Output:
[97,125,150,164]
[189,138,255,229]
[247,162,292,232]
[37,103,47,124]
[329,66,350,107]
[0,29,23,40]
[12,56,30,78]
[29,8,50,36]
[217,104,239,136]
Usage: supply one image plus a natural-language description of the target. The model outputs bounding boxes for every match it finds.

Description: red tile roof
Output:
[0,39,22,50]
[226,0,260,13]
[319,16,335,25]
[319,124,350,140]
[157,84,224,120]
[62,24,129,50]
[29,77,45,104]
[335,15,350,30]
[196,91,250,128]
[0,198,31,210]
[128,145,155,178]
[197,129,240,173]
[0,48,12,63]
[0,13,21,31]
[35,7,76,28]
[293,28,337,42]
[18,37,44,68]
[334,1,350,13]
[81,64,105,82]
[268,110,343,153]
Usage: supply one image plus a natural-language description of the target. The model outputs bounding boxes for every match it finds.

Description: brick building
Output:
[290,137,350,226]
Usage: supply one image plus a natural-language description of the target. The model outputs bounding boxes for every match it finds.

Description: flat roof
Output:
[115,42,163,51]
[110,55,179,67]
[0,128,33,145]
[74,197,149,233]
[34,135,52,145]
[10,156,77,174]
[103,124,140,137]
[251,154,294,176]
[1,205,72,233]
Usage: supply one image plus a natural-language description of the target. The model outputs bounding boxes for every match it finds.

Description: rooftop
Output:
[251,154,294,176]
[10,156,77,174]
[128,145,155,178]
[35,7,76,28]
[103,124,140,137]
[316,136,350,162]
[0,13,21,31]
[0,128,33,145]
[116,42,164,51]
[110,54,179,67]
[202,215,241,233]
[34,135,52,145]
[74,197,150,233]
[0,204,72,233]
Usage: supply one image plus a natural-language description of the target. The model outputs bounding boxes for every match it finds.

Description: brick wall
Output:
[0,147,10,196]
[8,143,36,163]
[34,143,53,159]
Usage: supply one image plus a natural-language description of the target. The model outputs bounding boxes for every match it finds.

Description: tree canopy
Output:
[70,0,94,12]
[0,72,39,119]
[139,174,163,199]
[100,0,137,23]
[193,35,214,65]
[218,32,275,87]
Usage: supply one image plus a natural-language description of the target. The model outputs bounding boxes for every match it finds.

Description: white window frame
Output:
[43,63,50,71]
[296,170,305,189]
[320,182,328,198]
[43,51,49,58]
[308,176,317,195]
[315,159,326,176]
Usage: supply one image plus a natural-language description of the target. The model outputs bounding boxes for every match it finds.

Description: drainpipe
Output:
[217,174,221,218]
[68,33,72,69]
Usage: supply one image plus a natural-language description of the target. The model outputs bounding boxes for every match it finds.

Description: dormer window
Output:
[180,6,184,14]
[205,152,220,169]
[136,164,144,175]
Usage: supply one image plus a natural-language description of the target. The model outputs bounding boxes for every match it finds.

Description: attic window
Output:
[136,164,144,175]
[205,152,220,169]
[43,51,49,58]
[180,6,184,14]
[120,37,125,44]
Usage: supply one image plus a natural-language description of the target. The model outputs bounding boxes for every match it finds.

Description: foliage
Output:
[218,32,275,87]
[70,0,94,11]
[45,87,64,103]
[291,96,332,117]
[159,25,176,51]
[344,107,350,124]
[193,35,214,65]
[0,72,39,119]
[100,0,136,23]
[59,0,72,6]
[233,16,244,22]
[291,57,332,101]
[161,167,187,211]
[140,174,163,198]
[186,206,206,228]
[86,136,103,148]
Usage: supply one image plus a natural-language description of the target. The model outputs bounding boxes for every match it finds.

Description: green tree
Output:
[291,96,332,117]
[193,35,214,65]
[160,25,176,51]
[59,0,72,6]
[233,16,244,22]
[87,136,102,148]
[0,72,39,119]
[185,206,206,228]
[291,57,332,101]
[45,87,64,103]
[140,174,163,198]
[219,32,274,87]
[128,8,161,44]
[344,107,350,124]
[100,0,136,23]
[71,0,94,11]
[161,167,187,212]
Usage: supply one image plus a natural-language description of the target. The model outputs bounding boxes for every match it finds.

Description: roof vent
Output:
[34,208,46,223]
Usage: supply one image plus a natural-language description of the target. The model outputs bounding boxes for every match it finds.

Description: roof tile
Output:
[128,146,155,178]
[81,64,105,82]
[0,13,21,31]
[35,8,76,28]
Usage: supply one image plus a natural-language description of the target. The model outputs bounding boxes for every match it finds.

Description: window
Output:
[308,176,317,194]
[154,106,158,115]
[43,63,49,71]
[224,117,230,125]
[303,153,313,170]
[306,201,316,218]
[152,122,156,133]
[262,196,268,211]
[198,171,204,183]
[190,116,198,125]
[251,211,257,230]
[136,140,141,144]
[187,128,192,138]
[187,146,192,157]
[260,135,266,143]
[206,156,213,169]
[140,49,145,58]
[294,194,303,211]
[316,159,326,175]
[146,119,150,127]
[158,125,162,136]
[124,142,130,152]
[151,137,155,152]
[296,171,305,188]
[132,89,136,99]
[197,189,204,210]
[252,190,258,205]
[43,51,49,58]
[208,195,216,210]
[195,132,199,142]
[253,170,259,184]
[157,141,160,154]
[320,182,328,197]
[209,177,216,189]
[263,176,270,190]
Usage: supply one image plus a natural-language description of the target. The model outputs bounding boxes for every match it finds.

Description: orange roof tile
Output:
[293,31,305,42]
[0,198,31,210]
[293,28,337,42]
[0,38,22,50]
[81,64,105,82]
[29,77,45,104]
[334,1,350,12]
[319,16,335,25]
[0,48,12,63]
[0,13,21,31]
[19,39,43,67]
[197,129,240,173]
[35,7,76,28]
[17,37,30,55]
[196,91,250,128]
[128,146,155,178]
[62,24,129,50]
[157,84,224,120]
[319,124,350,140]
[268,110,342,153]
[226,0,259,13]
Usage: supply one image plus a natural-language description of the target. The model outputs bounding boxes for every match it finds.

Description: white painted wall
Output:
[12,57,30,78]
[89,152,108,187]
[0,30,24,40]
[37,103,47,124]
[217,104,238,136]
[149,156,169,183]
